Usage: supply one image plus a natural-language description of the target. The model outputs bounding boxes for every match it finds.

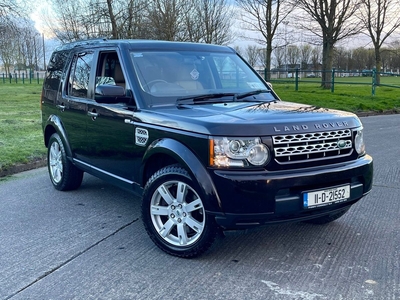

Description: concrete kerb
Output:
[0,159,47,178]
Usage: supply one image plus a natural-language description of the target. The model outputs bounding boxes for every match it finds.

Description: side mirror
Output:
[95,84,129,104]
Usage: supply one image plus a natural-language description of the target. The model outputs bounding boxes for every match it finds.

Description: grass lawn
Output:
[271,77,400,113]
[0,84,46,171]
[0,80,399,173]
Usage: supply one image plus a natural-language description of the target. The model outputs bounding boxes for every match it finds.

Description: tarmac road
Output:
[0,115,399,300]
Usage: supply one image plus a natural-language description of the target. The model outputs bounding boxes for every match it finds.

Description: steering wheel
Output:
[143,79,168,92]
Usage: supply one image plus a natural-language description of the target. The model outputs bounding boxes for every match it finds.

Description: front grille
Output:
[272,129,353,164]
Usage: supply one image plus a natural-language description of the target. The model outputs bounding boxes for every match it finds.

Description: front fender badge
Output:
[135,128,149,146]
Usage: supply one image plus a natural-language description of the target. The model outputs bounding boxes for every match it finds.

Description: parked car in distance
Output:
[41,39,373,258]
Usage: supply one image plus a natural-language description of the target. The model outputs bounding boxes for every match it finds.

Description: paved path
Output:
[0,115,399,300]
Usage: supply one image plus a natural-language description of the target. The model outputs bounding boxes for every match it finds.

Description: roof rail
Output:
[55,38,109,52]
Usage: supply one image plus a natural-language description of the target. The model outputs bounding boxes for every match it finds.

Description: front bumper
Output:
[208,155,373,229]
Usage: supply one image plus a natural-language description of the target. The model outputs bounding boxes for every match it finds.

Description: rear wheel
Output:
[304,207,350,225]
[47,133,83,191]
[142,165,217,258]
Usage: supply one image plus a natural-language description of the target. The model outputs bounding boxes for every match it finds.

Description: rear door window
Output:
[68,52,94,98]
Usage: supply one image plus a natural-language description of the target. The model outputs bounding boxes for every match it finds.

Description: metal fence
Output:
[260,68,400,96]
[1,72,46,84]
[2,69,400,97]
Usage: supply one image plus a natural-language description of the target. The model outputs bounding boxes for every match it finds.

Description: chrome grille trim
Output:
[272,129,353,163]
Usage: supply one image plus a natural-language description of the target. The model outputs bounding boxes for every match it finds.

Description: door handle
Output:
[56,104,65,112]
[87,111,98,120]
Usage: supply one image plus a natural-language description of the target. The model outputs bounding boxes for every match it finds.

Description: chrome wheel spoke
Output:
[176,182,187,204]
[157,184,174,205]
[159,219,175,237]
[177,223,188,245]
[151,205,169,216]
[185,198,203,213]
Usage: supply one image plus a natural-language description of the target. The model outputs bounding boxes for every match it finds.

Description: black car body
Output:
[41,39,373,257]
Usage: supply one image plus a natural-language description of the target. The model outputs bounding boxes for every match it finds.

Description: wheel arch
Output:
[140,138,222,212]
[43,114,73,158]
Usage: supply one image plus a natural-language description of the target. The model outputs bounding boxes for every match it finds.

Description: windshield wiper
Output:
[176,90,273,106]
[234,89,270,100]
[176,93,236,105]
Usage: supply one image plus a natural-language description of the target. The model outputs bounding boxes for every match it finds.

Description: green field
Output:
[271,76,400,113]
[0,81,399,173]
[0,84,47,171]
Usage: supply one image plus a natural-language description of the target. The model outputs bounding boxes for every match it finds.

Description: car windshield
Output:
[130,50,274,107]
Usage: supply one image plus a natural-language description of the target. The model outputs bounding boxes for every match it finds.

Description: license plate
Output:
[303,185,350,208]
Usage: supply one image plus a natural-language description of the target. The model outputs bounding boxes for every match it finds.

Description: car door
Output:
[85,50,140,185]
[60,50,95,164]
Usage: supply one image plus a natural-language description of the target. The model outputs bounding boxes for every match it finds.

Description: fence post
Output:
[15,73,17,84]
[331,68,335,93]
[295,68,299,91]
[37,72,40,84]
[22,73,25,84]
[372,68,376,96]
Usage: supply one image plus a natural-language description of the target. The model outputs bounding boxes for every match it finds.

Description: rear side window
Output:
[44,50,69,90]
[68,52,94,98]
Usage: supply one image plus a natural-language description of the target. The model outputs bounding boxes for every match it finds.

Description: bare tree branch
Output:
[358,0,400,83]
[293,0,363,88]
[235,0,294,79]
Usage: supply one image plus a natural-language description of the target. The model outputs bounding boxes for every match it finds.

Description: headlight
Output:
[354,129,365,155]
[210,137,270,167]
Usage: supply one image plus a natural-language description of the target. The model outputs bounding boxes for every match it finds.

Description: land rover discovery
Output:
[41,39,373,257]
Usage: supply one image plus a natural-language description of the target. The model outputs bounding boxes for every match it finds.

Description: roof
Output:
[54,39,234,54]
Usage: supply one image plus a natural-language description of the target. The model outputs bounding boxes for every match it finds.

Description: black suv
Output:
[41,39,373,258]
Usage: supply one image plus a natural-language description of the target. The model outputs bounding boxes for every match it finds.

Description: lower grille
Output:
[272,129,353,164]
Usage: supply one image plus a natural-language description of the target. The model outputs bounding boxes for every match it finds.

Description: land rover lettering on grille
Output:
[273,121,350,132]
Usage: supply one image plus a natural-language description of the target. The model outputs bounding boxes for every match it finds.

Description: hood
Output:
[139,101,362,136]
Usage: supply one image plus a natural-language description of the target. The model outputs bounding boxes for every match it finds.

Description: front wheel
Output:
[47,133,83,191]
[141,165,217,258]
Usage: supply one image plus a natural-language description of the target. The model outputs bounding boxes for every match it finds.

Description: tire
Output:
[47,133,83,191]
[141,165,217,258]
[304,207,350,225]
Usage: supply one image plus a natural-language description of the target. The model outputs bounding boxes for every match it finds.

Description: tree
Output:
[358,0,400,84]
[244,45,260,67]
[194,0,234,45]
[45,0,233,44]
[294,0,362,88]
[45,0,149,42]
[271,46,284,69]
[352,47,375,70]
[146,0,186,41]
[311,46,321,70]
[235,0,292,80]
[0,23,18,76]
[0,0,20,23]
[286,45,300,68]
[299,43,312,69]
